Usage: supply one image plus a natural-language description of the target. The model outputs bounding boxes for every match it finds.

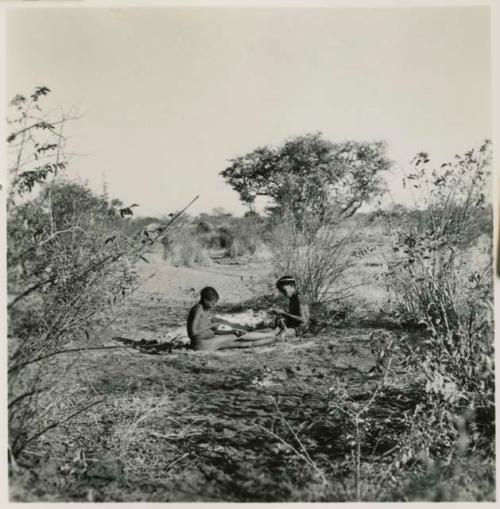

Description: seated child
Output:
[187,287,277,351]
[272,276,310,338]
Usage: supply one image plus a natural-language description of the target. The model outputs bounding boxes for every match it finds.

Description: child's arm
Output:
[272,305,308,324]
[212,323,245,336]
[211,317,246,336]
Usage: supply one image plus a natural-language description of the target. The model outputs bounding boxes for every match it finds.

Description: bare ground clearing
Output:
[10,243,493,502]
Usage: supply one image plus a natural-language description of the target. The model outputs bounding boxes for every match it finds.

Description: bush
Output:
[217,227,234,249]
[195,220,213,235]
[384,141,492,331]
[193,213,266,259]
[270,208,368,305]
[169,228,212,267]
[383,141,494,467]
[8,180,141,459]
[225,221,262,258]
[226,237,256,258]
[6,89,158,462]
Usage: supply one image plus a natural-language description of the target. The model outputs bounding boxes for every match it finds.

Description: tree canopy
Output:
[220,133,392,221]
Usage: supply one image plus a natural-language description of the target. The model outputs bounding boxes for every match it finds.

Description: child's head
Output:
[200,286,219,309]
[276,276,297,297]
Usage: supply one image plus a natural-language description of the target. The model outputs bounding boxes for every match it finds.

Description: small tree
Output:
[385,140,492,330]
[6,89,169,462]
[383,141,494,464]
[221,133,391,226]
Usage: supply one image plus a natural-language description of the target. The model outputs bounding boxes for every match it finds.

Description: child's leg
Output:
[218,336,277,349]
[192,333,277,351]
[275,326,296,339]
[236,329,278,340]
[191,334,241,351]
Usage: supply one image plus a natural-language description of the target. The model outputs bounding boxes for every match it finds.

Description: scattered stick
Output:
[165,452,190,472]
[15,398,105,456]
[8,343,175,373]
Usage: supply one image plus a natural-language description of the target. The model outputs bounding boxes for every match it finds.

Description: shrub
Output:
[7,178,146,454]
[383,141,494,470]
[195,220,213,235]
[225,221,262,258]
[6,89,164,462]
[225,237,255,258]
[169,228,212,267]
[217,227,234,249]
[193,213,265,259]
[384,141,492,331]
[226,218,264,258]
[270,208,368,305]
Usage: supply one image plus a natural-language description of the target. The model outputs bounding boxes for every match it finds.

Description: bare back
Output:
[187,303,213,341]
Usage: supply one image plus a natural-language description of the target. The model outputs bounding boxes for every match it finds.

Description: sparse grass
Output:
[8,167,494,502]
[8,89,493,502]
[270,209,369,306]
[6,329,388,501]
[9,214,494,502]
[168,229,212,268]
[9,280,495,501]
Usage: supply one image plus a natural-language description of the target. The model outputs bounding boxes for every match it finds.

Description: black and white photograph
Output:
[3,0,497,503]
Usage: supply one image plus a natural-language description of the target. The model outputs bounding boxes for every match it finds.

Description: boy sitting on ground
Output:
[187,287,277,351]
[272,276,310,338]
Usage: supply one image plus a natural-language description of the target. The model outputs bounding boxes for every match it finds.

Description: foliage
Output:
[8,230,495,503]
[7,86,70,202]
[7,90,494,503]
[384,140,492,329]
[7,89,162,461]
[270,208,371,305]
[225,214,265,258]
[396,287,494,455]
[193,213,265,259]
[381,141,495,486]
[220,133,391,225]
[169,235,213,267]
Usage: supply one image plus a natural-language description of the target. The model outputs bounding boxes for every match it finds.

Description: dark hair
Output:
[200,286,219,301]
[276,275,296,290]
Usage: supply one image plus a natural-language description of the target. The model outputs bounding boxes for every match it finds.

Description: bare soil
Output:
[9,248,494,502]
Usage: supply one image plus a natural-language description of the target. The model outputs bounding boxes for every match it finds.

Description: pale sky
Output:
[6,6,491,217]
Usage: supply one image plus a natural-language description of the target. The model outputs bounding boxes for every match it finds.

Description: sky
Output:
[6,5,492,217]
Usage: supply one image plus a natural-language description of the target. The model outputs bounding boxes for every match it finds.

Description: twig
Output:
[132,194,200,241]
[15,398,105,456]
[162,195,199,230]
[259,424,311,467]
[165,452,190,472]
[266,398,327,484]
[14,226,85,260]
[8,343,169,373]
[8,194,198,311]
[272,398,318,469]
[8,387,48,409]
[7,252,116,310]
[173,396,204,415]
[148,431,201,440]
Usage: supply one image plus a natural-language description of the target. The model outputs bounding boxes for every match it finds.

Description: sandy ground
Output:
[107,254,280,346]
[10,236,494,502]
[107,231,491,348]
[136,252,273,304]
